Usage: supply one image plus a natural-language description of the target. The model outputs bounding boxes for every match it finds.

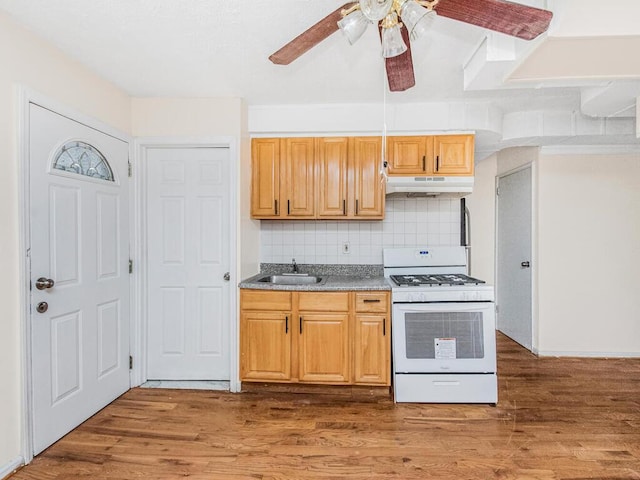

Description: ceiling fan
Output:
[269,0,553,92]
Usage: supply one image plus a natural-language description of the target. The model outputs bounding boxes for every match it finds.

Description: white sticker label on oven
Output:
[434,338,457,359]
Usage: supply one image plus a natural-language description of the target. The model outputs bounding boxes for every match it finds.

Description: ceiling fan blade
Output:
[269,2,357,65]
[434,0,553,40]
[384,26,416,92]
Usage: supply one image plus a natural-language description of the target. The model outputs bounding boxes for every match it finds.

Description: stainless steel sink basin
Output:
[257,274,324,285]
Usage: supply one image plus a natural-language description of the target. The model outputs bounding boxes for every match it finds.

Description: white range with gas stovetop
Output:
[384,246,497,404]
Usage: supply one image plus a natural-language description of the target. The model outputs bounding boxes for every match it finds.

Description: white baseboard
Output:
[1,456,24,480]
[140,380,230,391]
[537,350,640,358]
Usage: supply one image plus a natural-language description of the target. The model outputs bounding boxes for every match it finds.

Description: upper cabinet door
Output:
[282,138,316,218]
[317,137,349,218]
[251,138,280,218]
[433,134,474,176]
[352,137,385,218]
[386,136,433,175]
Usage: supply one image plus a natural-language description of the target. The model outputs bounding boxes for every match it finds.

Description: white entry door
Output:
[29,104,130,454]
[496,166,533,350]
[146,147,231,380]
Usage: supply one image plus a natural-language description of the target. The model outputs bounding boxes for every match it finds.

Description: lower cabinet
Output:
[298,292,350,383]
[354,292,390,385]
[240,289,390,386]
[241,311,292,381]
[240,290,292,381]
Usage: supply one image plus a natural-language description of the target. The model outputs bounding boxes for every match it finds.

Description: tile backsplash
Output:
[260,197,462,265]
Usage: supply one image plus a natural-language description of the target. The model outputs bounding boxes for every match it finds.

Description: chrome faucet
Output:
[292,258,298,274]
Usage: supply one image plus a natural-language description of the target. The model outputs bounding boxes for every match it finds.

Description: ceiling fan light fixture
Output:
[399,0,437,40]
[381,23,407,58]
[359,0,393,21]
[338,10,371,45]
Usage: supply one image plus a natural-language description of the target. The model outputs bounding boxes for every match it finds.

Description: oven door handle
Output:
[394,303,493,314]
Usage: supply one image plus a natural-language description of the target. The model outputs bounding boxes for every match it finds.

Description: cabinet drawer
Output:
[298,292,349,312]
[355,292,388,313]
[241,290,292,311]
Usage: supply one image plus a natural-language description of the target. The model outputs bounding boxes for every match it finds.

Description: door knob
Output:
[35,277,55,290]
[36,302,48,313]
[521,261,530,268]
[223,272,230,281]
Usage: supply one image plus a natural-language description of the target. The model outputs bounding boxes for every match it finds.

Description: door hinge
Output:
[129,355,133,370]
[129,259,133,274]
[496,186,500,196]
[128,160,132,178]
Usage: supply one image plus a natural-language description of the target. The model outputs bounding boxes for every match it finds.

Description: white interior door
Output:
[496,166,533,350]
[29,103,130,454]
[146,147,231,380]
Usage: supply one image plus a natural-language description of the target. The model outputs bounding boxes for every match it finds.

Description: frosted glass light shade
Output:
[399,0,437,40]
[338,10,370,45]
[381,24,407,58]
[359,0,393,21]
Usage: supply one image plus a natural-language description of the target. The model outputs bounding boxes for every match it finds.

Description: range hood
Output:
[385,176,474,198]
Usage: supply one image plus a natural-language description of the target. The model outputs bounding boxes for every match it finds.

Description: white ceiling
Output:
[1,0,639,138]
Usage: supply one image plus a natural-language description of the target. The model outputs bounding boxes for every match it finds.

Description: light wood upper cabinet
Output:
[386,134,474,176]
[317,137,349,218]
[282,138,316,218]
[250,137,315,219]
[386,136,434,175]
[433,134,474,175]
[251,138,280,217]
[251,137,385,220]
[351,137,385,218]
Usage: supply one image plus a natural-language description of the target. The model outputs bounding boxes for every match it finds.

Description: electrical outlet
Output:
[342,242,350,254]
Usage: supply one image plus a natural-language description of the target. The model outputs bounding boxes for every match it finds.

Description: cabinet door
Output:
[282,138,315,217]
[433,134,474,176]
[298,313,350,383]
[386,136,433,175]
[240,311,291,381]
[354,315,389,385]
[251,138,280,218]
[351,137,385,218]
[317,137,349,218]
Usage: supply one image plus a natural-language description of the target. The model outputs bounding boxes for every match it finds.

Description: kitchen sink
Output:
[257,274,324,285]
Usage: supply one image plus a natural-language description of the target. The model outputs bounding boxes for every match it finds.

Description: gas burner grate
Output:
[391,274,486,287]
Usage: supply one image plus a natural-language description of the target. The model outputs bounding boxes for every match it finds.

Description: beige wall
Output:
[537,153,640,354]
[131,97,243,138]
[471,146,640,355]
[0,11,131,469]
[466,154,497,284]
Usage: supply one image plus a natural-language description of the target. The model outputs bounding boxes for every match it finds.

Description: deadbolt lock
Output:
[36,302,48,313]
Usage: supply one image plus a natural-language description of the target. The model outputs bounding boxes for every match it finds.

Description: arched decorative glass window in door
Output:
[52,141,114,181]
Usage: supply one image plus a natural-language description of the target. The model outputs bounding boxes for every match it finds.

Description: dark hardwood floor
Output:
[11,334,640,479]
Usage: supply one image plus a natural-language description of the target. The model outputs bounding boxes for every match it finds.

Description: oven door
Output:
[393,302,496,374]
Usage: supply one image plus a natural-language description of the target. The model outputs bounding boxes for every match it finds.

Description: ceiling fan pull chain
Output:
[380,57,389,183]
